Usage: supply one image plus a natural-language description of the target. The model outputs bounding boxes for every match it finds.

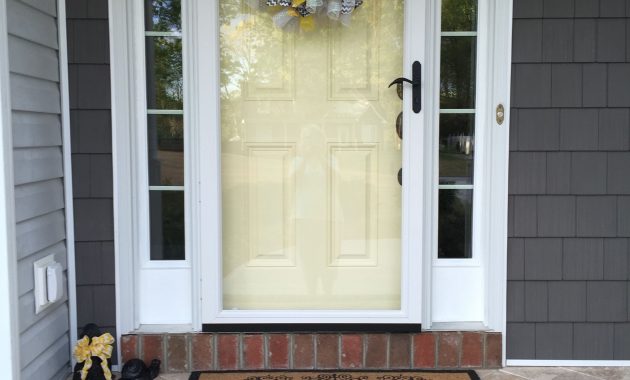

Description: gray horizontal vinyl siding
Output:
[66,0,117,363]
[507,0,630,360]
[7,0,71,378]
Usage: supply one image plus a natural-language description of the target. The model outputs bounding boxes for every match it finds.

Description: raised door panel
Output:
[328,2,379,100]
[246,143,296,267]
[244,5,295,100]
[329,143,378,267]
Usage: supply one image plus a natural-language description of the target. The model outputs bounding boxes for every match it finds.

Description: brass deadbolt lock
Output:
[496,104,505,125]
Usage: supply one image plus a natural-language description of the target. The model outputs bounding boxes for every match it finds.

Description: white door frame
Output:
[109,0,512,346]
[197,0,427,325]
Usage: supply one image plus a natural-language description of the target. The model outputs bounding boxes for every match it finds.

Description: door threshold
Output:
[201,323,423,333]
[134,324,194,333]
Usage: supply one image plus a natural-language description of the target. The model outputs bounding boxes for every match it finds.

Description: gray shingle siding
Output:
[62,0,630,363]
[66,0,117,364]
[508,0,630,359]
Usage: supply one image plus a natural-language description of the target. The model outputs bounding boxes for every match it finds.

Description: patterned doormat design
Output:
[190,370,480,380]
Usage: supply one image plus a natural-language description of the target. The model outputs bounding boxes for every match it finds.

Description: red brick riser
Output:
[121,332,502,373]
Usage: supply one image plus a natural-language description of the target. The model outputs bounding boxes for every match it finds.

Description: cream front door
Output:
[218,1,414,311]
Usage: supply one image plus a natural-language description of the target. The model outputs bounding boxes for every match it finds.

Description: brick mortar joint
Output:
[481,334,488,367]
[409,333,415,368]
[458,332,463,368]
[161,334,168,372]
[238,334,243,370]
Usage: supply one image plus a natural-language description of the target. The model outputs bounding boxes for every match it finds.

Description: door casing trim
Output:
[108,1,512,360]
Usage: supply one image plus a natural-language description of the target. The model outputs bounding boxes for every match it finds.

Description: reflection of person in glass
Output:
[289,124,341,301]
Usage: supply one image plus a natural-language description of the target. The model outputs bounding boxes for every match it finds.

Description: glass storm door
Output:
[216,0,418,313]
[118,0,508,329]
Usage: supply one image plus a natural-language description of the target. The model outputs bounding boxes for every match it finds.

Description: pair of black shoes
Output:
[120,358,161,380]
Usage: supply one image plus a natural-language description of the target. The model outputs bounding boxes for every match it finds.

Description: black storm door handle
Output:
[388,77,417,86]
[388,61,422,113]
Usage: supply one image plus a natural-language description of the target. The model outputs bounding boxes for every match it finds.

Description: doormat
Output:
[190,370,480,380]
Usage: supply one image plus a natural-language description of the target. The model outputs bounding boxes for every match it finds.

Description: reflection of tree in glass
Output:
[441,0,477,31]
[146,37,183,109]
[154,115,184,143]
[149,116,184,185]
[218,1,405,143]
[145,0,181,32]
[438,190,472,258]
[440,38,476,109]
[439,114,474,180]
[440,0,477,109]
[219,1,251,142]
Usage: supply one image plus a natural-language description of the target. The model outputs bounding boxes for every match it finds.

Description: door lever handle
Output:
[388,61,421,113]
[388,77,419,87]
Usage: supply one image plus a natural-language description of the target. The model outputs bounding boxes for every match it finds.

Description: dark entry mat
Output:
[190,370,480,380]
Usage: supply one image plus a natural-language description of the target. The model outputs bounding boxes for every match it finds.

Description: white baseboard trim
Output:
[507,359,630,367]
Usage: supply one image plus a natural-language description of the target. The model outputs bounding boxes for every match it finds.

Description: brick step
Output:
[121,332,502,373]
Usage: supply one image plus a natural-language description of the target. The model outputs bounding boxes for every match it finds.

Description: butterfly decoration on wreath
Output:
[247,0,364,31]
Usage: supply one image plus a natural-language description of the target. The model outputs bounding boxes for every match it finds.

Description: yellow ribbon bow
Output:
[73,333,115,380]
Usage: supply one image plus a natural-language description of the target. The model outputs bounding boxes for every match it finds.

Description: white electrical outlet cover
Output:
[33,254,58,314]
[47,263,64,302]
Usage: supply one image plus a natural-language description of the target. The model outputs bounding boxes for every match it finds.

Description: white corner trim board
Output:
[507,360,630,367]
[109,0,137,365]
[0,0,20,377]
[57,0,78,367]
[491,0,513,368]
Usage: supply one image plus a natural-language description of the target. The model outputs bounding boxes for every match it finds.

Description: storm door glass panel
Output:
[438,0,477,259]
[219,1,404,310]
[145,0,185,260]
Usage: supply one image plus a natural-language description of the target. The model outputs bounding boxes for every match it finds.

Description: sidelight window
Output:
[144,0,186,261]
[437,0,478,259]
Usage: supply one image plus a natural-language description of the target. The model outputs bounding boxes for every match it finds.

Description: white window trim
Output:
[109,0,511,345]
[110,0,196,336]
[0,0,19,376]
[422,0,511,346]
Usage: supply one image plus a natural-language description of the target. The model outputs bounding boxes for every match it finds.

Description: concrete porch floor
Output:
[77,367,630,380]
[477,367,630,379]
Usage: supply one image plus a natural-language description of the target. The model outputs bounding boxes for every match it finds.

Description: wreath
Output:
[247,0,364,30]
